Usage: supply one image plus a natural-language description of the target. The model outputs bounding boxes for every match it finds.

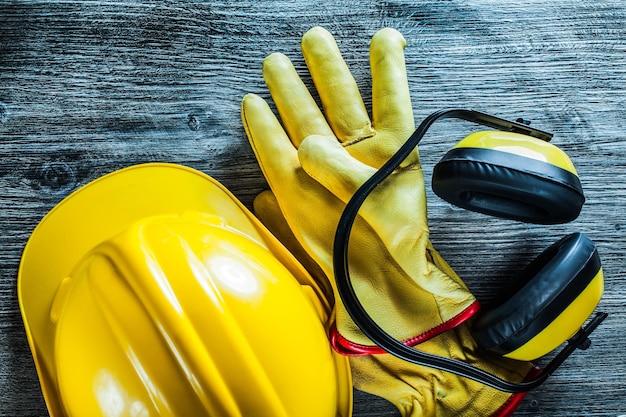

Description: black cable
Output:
[332,109,606,393]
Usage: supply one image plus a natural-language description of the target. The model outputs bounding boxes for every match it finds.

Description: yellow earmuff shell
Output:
[453,130,578,175]
[471,233,603,362]
[504,268,604,361]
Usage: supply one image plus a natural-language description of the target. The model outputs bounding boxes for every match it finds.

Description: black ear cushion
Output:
[432,148,585,224]
[471,232,601,356]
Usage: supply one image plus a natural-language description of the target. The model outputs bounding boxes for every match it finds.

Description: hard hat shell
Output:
[18,163,352,417]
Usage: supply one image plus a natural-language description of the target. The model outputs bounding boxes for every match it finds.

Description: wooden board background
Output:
[1,1,625,416]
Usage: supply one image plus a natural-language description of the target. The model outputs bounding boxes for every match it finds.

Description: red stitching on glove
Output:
[329,300,481,356]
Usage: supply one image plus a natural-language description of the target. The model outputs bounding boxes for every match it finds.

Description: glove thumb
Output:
[253,190,335,302]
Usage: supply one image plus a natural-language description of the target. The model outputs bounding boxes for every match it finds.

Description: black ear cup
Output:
[471,233,603,360]
[432,147,585,224]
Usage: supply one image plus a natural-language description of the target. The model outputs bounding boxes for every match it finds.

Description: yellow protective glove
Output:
[253,191,537,417]
[242,26,478,352]
[241,26,536,416]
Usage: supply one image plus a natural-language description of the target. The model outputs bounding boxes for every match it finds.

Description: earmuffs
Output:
[429,128,603,361]
[470,231,603,361]
[333,109,607,392]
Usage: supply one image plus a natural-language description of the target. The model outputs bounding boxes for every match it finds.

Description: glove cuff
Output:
[329,300,481,355]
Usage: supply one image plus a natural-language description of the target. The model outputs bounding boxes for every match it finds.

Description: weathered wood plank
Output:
[1,1,625,416]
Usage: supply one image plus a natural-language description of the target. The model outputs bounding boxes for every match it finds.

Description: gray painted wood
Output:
[1,1,625,416]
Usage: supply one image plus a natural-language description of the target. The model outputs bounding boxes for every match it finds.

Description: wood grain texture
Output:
[1,1,625,416]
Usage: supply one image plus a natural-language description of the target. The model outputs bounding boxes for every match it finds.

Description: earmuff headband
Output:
[333,109,607,393]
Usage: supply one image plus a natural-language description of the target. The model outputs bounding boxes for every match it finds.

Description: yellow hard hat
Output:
[18,163,352,417]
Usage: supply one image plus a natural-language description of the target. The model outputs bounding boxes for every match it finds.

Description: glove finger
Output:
[253,190,334,302]
[370,28,414,137]
[346,28,418,168]
[298,134,375,203]
[299,134,437,280]
[241,93,299,187]
[299,134,422,220]
[263,52,334,147]
[301,26,375,143]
